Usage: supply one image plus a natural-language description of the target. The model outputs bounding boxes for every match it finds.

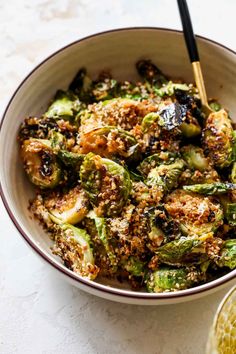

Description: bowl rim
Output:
[1,26,236,300]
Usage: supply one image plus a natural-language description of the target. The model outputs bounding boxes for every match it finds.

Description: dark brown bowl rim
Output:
[1,27,236,300]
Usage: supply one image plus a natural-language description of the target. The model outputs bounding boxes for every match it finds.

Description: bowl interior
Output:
[1,28,236,296]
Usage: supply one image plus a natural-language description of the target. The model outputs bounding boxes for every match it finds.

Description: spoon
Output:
[177,0,213,115]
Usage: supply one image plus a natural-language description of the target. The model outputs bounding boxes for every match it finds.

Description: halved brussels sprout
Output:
[202,109,234,168]
[49,131,66,152]
[179,117,201,138]
[146,267,201,292]
[183,182,236,195]
[45,90,82,120]
[21,138,61,189]
[79,126,139,160]
[155,237,208,266]
[209,101,221,112]
[57,150,85,169]
[87,211,117,269]
[154,81,190,97]
[121,256,146,277]
[138,152,178,177]
[80,153,131,217]
[45,185,89,224]
[225,203,236,226]
[216,239,236,269]
[181,145,211,172]
[55,224,98,279]
[164,190,223,237]
[146,159,185,192]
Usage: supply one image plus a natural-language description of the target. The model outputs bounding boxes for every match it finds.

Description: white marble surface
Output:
[0,1,236,353]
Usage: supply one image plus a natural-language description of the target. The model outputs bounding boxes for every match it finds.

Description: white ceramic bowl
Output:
[1,28,236,305]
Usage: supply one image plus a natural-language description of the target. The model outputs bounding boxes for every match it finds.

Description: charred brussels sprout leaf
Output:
[47,186,89,224]
[57,224,98,279]
[69,68,93,102]
[143,103,186,132]
[57,150,85,169]
[21,138,61,189]
[146,267,201,292]
[45,90,82,120]
[225,203,236,226]
[183,182,236,195]
[146,159,185,192]
[80,153,131,217]
[202,109,234,168]
[216,239,236,269]
[156,237,207,266]
[79,126,139,160]
[165,190,223,237]
[136,59,167,86]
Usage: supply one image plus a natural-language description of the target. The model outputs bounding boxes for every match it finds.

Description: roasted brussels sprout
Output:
[57,150,85,169]
[181,145,211,172]
[154,82,190,97]
[138,151,178,176]
[136,59,167,86]
[146,267,201,292]
[69,68,93,102]
[45,185,89,224]
[45,90,82,120]
[79,126,139,160]
[142,102,187,132]
[155,237,207,266]
[183,182,236,195]
[146,159,185,192]
[202,109,234,168]
[179,116,201,138]
[21,138,61,188]
[80,153,131,217]
[87,211,117,269]
[121,256,146,277]
[216,239,236,269]
[165,190,223,237]
[55,224,98,279]
[225,203,236,226]
[209,101,221,112]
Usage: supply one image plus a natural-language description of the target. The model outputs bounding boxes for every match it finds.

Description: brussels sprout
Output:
[183,182,236,195]
[154,81,190,97]
[146,267,201,292]
[179,119,201,138]
[57,150,85,169]
[45,90,82,120]
[231,163,236,184]
[21,138,61,188]
[69,68,93,102]
[225,203,236,226]
[146,159,185,192]
[209,101,221,112]
[121,257,145,276]
[147,211,165,249]
[164,190,223,237]
[202,109,234,168]
[18,117,59,141]
[136,59,167,86]
[46,186,89,225]
[79,126,139,160]
[156,237,208,266]
[92,77,118,101]
[216,239,236,269]
[142,103,187,132]
[87,211,117,269]
[56,224,98,279]
[49,131,66,152]
[181,145,210,172]
[80,153,131,217]
[138,152,178,177]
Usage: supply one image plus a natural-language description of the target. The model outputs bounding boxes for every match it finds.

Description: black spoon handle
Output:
[177,0,199,62]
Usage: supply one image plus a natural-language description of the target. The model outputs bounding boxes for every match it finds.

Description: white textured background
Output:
[0,1,235,353]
